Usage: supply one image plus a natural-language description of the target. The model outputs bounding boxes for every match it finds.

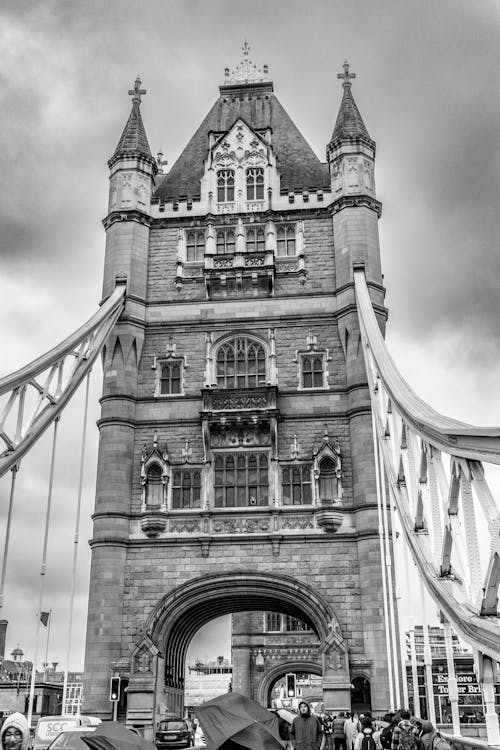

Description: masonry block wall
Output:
[83,61,393,727]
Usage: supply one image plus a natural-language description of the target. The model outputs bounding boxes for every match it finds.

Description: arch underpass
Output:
[144,570,335,708]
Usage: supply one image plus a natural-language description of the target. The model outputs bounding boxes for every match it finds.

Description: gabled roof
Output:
[330,84,373,145]
[154,85,330,201]
[110,101,153,163]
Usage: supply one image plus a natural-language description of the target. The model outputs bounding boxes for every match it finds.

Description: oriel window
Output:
[217,169,235,202]
[246,167,264,200]
[276,224,296,256]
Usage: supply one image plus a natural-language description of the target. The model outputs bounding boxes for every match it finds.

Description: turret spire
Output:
[330,60,373,147]
[109,76,154,167]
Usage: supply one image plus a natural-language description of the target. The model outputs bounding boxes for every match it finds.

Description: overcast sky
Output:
[0,0,499,673]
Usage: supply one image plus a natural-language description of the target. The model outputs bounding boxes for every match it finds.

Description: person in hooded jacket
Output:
[1,713,30,750]
[290,701,325,750]
[418,722,437,750]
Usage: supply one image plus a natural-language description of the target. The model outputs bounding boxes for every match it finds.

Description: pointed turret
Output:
[102,77,157,300]
[328,61,383,294]
[109,77,155,167]
[330,68,373,146]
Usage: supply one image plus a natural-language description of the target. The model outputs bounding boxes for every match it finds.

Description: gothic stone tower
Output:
[83,49,389,731]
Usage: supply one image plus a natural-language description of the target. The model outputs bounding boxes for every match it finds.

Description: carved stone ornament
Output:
[212,517,269,534]
[131,633,160,677]
[210,424,271,448]
[140,515,167,538]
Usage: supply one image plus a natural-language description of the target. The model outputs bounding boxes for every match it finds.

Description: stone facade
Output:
[83,53,393,735]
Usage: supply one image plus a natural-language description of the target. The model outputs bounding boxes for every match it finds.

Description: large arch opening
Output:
[144,571,336,714]
[257,661,323,708]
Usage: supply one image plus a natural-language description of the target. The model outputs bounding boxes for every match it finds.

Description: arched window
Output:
[246,226,265,253]
[217,169,235,202]
[319,457,337,502]
[246,167,264,200]
[214,452,268,507]
[146,463,163,507]
[216,337,266,389]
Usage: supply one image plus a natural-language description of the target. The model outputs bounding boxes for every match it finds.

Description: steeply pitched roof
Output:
[111,101,153,162]
[154,84,330,201]
[330,84,372,145]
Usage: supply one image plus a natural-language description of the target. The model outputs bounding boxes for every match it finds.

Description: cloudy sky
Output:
[0,0,499,673]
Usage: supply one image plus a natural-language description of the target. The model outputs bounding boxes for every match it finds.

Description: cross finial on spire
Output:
[242,40,250,59]
[128,76,147,105]
[337,59,356,88]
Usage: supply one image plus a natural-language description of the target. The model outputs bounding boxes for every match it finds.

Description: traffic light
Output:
[109,676,120,702]
[286,673,296,698]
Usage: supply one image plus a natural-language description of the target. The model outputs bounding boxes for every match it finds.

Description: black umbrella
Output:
[195,692,284,750]
[81,722,154,750]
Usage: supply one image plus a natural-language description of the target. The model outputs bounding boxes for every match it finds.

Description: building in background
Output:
[184,657,232,710]
[405,625,500,725]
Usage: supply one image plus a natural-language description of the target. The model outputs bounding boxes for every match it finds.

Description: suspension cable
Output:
[27,417,60,727]
[372,405,395,709]
[62,372,91,711]
[0,464,19,614]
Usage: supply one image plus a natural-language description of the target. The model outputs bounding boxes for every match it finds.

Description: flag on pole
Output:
[40,612,50,627]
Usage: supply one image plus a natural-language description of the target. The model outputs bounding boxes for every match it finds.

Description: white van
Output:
[33,716,101,750]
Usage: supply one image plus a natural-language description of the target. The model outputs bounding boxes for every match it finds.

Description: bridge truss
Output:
[355,268,500,745]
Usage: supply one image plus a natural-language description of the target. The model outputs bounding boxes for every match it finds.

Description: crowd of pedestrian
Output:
[289,702,450,750]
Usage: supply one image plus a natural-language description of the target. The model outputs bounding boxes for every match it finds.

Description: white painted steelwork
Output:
[355,268,500,745]
[0,282,126,477]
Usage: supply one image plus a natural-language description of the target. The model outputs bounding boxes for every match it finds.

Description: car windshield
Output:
[48,732,92,750]
[159,722,185,731]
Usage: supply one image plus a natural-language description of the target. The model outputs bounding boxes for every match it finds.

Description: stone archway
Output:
[128,570,350,725]
[257,660,322,707]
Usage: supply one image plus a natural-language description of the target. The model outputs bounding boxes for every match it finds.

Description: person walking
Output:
[343,713,358,750]
[290,701,325,750]
[332,712,347,750]
[354,717,376,750]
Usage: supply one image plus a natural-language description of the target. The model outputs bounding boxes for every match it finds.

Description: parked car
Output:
[34,716,101,750]
[156,719,193,749]
[46,727,98,750]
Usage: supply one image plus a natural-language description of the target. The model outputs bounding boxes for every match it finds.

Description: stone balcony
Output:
[204,250,275,298]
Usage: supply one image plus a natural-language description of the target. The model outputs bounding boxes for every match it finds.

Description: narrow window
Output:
[276,224,296,256]
[216,228,236,254]
[266,613,282,632]
[146,463,163,506]
[301,354,324,389]
[246,226,265,253]
[319,457,337,502]
[172,469,201,508]
[160,361,182,395]
[246,167,264,200]
[217,169,235,202]
[186,230,205,262]
[282,464,312,505]
[214,452,269,507]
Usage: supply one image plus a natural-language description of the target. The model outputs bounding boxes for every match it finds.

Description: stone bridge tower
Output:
[83,48,390,732]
